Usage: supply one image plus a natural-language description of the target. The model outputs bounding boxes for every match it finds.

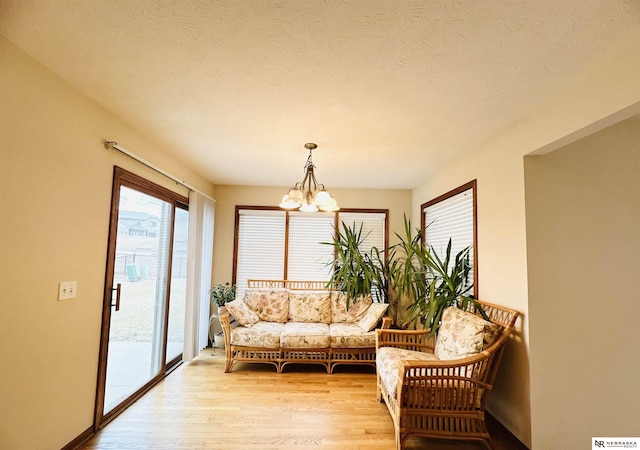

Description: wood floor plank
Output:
[78,350,525,449]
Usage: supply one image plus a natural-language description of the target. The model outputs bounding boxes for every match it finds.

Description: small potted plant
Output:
[209,283,236,347]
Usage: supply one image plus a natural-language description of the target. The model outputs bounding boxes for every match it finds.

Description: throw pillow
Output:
[330,292,372,323]
[434,306,500,360]
[357,302,389,332]
[225,299,259,327]
[243,289,290,322]
[288,291,331,323]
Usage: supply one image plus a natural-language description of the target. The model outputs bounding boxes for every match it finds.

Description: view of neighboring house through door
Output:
[94,167,189,429]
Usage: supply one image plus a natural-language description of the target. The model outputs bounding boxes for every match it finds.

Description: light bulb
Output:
[319,197,339,212]
[279,194,301,209]
[300,200,319,213]
[314,189,331,206]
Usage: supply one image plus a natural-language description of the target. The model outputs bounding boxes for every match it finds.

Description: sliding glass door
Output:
[95,167,188,428]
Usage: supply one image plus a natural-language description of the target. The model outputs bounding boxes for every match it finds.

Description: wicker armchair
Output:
[375,300,519,450]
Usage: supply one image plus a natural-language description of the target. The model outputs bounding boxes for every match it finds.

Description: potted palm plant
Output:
[323,216,430,327]
[408,238,486,335]
[323,215,485,334]
[209,283,236,347]
[323,221,380,310]
[383,215,430,327]
[323,217,426,326]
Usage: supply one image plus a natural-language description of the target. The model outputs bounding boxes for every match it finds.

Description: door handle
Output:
[111,283,121,311]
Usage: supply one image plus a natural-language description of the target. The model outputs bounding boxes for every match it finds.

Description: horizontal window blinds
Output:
[424,188,474,286]
[338,212,386,255]
[235,208,388,299]
[287,212,335,281]
[236,210,285,297]
[338,212,387,301]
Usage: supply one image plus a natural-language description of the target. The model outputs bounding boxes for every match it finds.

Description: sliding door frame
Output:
[94,166,188,430]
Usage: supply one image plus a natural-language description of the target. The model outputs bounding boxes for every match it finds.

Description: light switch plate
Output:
[58,281,77,300]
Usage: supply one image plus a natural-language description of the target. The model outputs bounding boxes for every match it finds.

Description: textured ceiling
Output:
[1,0,639,189]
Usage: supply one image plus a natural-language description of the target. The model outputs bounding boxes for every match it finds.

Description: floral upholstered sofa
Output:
[218,280,390,373]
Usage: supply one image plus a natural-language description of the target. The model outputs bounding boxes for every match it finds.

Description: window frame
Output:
[420,180,478,297]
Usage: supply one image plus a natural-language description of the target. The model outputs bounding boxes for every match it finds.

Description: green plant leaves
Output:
[209,283,236,307]
[389,215,430,309]
[322,221,380,309]
[322,214,484,332]
[409,234,481,335]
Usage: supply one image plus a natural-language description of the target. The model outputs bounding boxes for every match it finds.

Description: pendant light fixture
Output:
[279,143,339,212]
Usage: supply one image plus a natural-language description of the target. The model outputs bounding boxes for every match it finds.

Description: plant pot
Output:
[213,332,225,348]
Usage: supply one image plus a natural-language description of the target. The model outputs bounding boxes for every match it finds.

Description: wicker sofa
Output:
[218,280,391,373]
[375,300,519,450]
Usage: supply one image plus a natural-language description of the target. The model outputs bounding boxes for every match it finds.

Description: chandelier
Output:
[279,143,339,212]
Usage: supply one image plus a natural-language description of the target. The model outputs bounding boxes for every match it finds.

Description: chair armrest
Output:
[218,306,230,325]
[398,350,490,372]
[376,328,436,353]
[218,307,232,347]
[380,316,392,329]
[394,353,495,409]
[395,344,506,394]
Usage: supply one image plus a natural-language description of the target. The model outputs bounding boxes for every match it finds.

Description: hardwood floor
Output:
[79,350,527,450]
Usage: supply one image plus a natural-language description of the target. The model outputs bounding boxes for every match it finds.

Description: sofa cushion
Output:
[230,321,284,348]
[330,292,372,323]
[376,347,439,396]
[225,299,259,327]
[357,302,389,332]
[288,291,331,324]
[377,346,485,407]
[243,289,290,323]
[329,323,376,348]
[280,322,330,349]
[434,306,501,360]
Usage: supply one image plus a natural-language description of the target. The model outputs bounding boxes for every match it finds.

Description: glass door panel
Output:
[103,186,172,414]
[166,207,189,363]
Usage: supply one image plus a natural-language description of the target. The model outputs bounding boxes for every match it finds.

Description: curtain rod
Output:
[103,140,216,203]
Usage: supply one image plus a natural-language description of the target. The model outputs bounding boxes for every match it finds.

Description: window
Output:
[234,208,286,296]
[287,212,335,281]
[421,180,477,297]
[233,207,388,298]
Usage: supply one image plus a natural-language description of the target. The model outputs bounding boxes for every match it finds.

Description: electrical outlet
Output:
[58,281,77,300]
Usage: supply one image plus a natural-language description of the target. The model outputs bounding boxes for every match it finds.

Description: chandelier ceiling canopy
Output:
[279,143,339,213]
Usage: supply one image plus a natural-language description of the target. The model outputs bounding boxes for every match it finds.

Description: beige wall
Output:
[411,37,640,447]
[412,145,532,444]
[211,185,412,285]
[0,36,213,449]
[525,115,640,448]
